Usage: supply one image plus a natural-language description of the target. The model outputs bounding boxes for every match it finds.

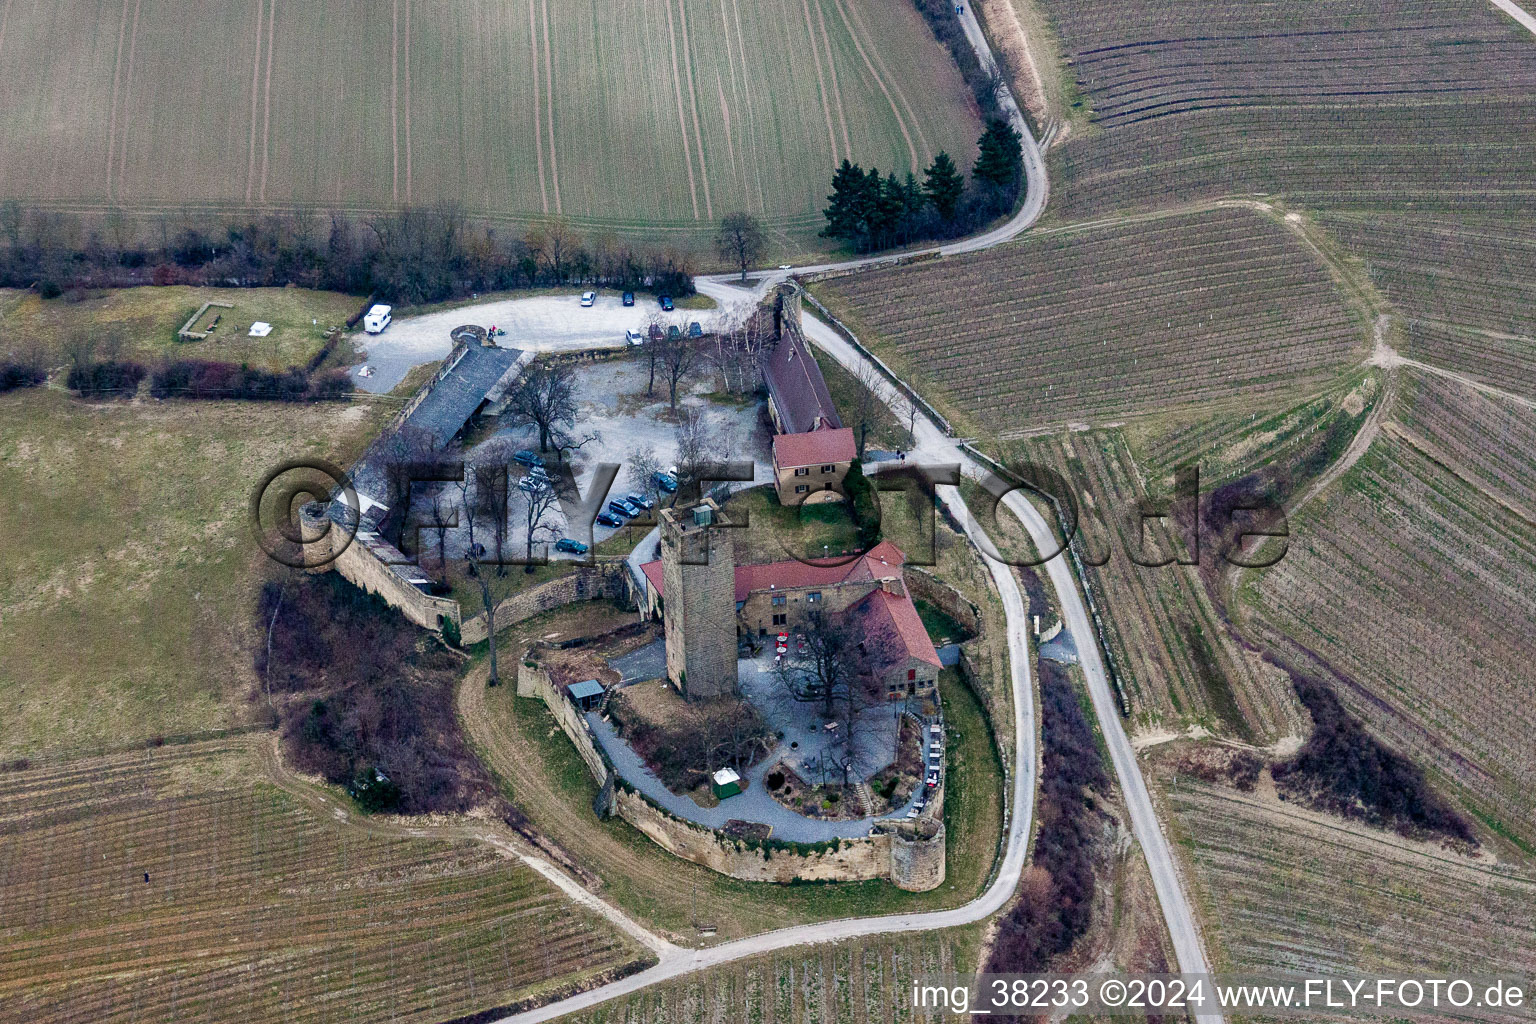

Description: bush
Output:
[150,359,351,402]
[1273,671,1475,843]
[67,360,146,399]
[0,360,46,394]
[843,461,882,549]
[37,279,61,299]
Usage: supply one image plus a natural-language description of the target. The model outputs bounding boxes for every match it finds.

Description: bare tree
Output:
[514,474,562,571]
[850,357,884,459]
[641,315,666,395]
[656,330,701,412]
[672,407,727,503]
[628,445,666,510]
[428,489,456,576]
[507,359,578,453]
[467,438,514,565]
[714,213,765,283]
[464,555,507,686]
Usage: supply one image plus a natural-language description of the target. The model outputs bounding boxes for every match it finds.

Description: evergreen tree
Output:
[923,151,965,220]
[821,160,870,244]
[973,118,1024,190]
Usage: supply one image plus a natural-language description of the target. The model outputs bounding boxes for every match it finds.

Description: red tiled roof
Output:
[763,332,843,434]
[852,586,943,668]
[772,427,856,470]
[641,540,909,603]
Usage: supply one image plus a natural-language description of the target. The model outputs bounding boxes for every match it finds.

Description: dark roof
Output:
[763,332,842,434]
[773,427,856,469]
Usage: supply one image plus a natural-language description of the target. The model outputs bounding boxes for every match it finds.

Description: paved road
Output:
[494,7,1221,1021]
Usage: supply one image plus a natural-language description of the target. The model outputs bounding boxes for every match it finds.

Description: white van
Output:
[362,304,393,334]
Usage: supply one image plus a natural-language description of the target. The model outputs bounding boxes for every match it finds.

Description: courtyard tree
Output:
[714,212,765,283]
[465,437,513,566]
[656,327,701,412]
[515,473,562,572]
[671,406,728,504]
[507,358,578,453]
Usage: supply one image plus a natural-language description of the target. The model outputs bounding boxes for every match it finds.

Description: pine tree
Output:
[973,118,1023,190]
[869,170,906,250]
[923,151,965,220]
[821,160,870,245]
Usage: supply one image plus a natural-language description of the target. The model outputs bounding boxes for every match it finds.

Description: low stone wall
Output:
[461,561,634,643]
[906,567,982,637]
[516,661,609,782]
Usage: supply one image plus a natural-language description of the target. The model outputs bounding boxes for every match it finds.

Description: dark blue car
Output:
[595,511,624,528]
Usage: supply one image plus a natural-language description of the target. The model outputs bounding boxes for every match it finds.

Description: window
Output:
[794,484,809,494]
[794,467,810,476]
[772,613,787,626]
[771,595,786,607]
[807,592,822,603]
[820,464,835,473]
[907,668,916,681]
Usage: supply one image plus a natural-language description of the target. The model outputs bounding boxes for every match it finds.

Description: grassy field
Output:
[0,285,358,368]
[0,386,392,758]
[812,206,1368,438]
[0,739,646,1023]
[0,0,981,256]
[1238,372,1536,845]
[1150,753,1536,985]
[558,927,988,1023]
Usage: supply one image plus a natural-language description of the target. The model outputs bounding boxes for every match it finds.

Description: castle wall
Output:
[460,561,632,644]
[327,530,462,632]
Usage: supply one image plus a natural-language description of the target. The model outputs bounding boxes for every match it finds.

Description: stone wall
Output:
[887,820,946,892]
[327,530,462,633]
[516,661,608,782]
[906,567,982,637]
[461,561,633,643]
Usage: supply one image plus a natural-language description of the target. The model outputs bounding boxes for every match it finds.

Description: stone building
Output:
[658,498,738,699]
[762,309,856,506]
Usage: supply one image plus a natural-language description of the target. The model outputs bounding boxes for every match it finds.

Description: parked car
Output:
[554,537,589,555]
[777,264,792,270]
[517,476,546,494]
[688,321,702,338]
[625,329,644,346]
[513,449,543,467]
[626,492,654,511]
[362,304,393,334]
[658,295,674,311]
[595,511,624,528]
[652,471,678,493]
[608,498,640,517]
[580,291,596,307]
[622,291,635,306]
[648,323,664,342]
[667,324,682,340]
[925,769,941,789]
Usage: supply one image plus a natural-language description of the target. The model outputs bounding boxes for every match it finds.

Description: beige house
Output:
[772,427,855,505]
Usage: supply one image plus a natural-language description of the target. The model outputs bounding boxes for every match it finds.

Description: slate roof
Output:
[763,331,842,434]
[772,427,856,469]
[850,586,943,668]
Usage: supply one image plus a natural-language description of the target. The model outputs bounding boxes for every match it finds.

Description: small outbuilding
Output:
[247,321,273,337]
[711,767,743,800]
[567,679,606,712]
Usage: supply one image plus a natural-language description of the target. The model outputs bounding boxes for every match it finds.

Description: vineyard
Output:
[1038,0,1536,220]
[0,740,645,1023]
[1316,212,1536,400]
[1003,429,1303,743]
[1239,386,1536,845]
[558,930,982,1024]
[813,206,1366,439]
[0,0,980,253]
[1154,765,1536,983]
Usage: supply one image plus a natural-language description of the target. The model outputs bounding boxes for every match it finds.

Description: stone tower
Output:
[659,497,737,699]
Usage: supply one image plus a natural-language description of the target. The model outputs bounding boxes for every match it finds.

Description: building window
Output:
[821,464,835,473]
[794,467,810,476]
[807,592,821,603]
[771,595,786,606]
[794,484,809,494]
[772,613,787,626]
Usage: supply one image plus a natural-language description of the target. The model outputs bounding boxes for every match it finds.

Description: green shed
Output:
[711,767,743,800]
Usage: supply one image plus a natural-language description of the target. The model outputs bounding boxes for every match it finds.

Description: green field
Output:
[0,0,982,255]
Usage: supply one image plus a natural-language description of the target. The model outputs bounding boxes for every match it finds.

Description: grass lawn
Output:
[725,484,862,564]
[0,285,361,369]
[0,387,393,758]
[469,661,1005,942]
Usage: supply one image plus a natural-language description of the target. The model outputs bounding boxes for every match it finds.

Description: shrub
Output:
[150,359,351,402]
[37,279,61,299]
[67,360,146,398]
[1273,670,1475,843]
[0,360,46,394]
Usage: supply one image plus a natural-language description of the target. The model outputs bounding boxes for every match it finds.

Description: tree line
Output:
[820,118,1024,253]
[0,200,698,306]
